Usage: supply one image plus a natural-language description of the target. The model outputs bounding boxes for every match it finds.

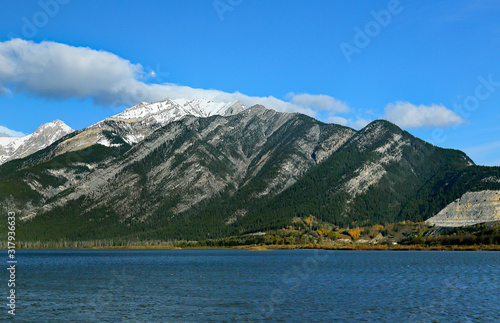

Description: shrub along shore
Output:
[3,220,499,251]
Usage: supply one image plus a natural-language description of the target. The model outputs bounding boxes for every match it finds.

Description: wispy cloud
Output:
[464,140,500,156]
[286,92,351,126]
[464,140,500,166]
[384,101,465,128]
[327,116,348,126]
[0,39,351,121]
[440,0,500,23]
[285,92,350,113]
[0,125,26,137]
[1,39,468,132]
[350,117,371,129]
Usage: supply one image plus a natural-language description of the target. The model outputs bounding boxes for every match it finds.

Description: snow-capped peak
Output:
[90,98,247,146]
[111,98,246,122]
[30,120,74,143]
[33,120,73,135]
[0,99,248,161]
[0,120,74,165]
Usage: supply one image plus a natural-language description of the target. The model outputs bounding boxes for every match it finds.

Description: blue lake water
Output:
[3,249,500,322]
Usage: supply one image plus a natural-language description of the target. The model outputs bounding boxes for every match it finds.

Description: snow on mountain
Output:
[0,136,30,153]
[0,99,247,162]
[110,98,245,122]
[94,98,247,145]
[0,120,74,165]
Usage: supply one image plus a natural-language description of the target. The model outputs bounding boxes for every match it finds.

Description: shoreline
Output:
[4,244,500,251]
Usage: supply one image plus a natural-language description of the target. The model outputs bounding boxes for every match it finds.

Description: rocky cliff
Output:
[426,190,500,227]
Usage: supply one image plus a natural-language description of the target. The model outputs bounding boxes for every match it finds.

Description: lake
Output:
[4,249,500,322]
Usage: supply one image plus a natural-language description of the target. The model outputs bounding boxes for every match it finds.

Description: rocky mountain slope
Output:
[36,98,246,161]
[1,106,354,225]
[1,100,499,242]
[228,120,494,232]
[0,120,73,165]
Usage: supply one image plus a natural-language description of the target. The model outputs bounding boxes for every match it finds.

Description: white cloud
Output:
[0,39,142,105]
[286,92,350,113]
[350,117,371,129]
[0,39,354,119]
[0,86,11,95]
[326,116,372,129]
[0,125,26,137]
[327,116,348,126]
[384,101,465,128]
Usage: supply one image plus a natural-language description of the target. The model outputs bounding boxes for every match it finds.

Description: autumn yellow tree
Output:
[304,215,315,227]
[347,228,362,240]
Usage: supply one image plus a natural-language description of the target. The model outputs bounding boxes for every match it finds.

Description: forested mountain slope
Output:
[1,104,499,242]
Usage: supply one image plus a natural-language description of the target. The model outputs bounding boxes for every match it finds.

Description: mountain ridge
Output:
[0,98,246,167]
[0,100,499,242]
[0,120,73,165]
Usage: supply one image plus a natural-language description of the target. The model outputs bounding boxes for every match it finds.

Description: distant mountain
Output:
[0,98,245,167]
[0,120,73,165]
[1,100,499,242]
[96,98,246,145]
[25,98,247,162]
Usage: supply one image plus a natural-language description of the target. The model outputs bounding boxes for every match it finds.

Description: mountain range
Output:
[1,98,499,242]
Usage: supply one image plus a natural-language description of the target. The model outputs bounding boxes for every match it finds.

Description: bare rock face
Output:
[6,105,357,223]
[426,190,500,227]
[2,99,492,241]
[42,98,247,158]
[0,120,74,165]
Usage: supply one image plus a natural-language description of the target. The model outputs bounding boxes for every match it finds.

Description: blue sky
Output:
[0,0,499,165]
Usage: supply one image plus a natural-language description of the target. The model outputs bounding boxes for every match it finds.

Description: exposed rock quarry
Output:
[426,190,500,227]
